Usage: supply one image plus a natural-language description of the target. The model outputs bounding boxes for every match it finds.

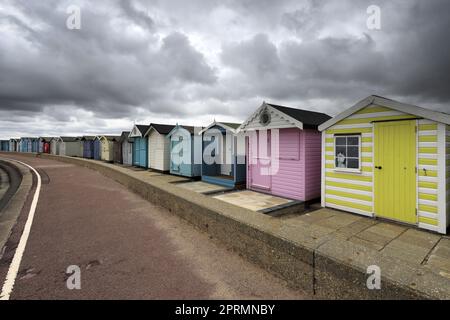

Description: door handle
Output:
[375,166,383,170]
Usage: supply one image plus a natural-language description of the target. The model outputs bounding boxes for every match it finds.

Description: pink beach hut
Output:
[238,102,331,202]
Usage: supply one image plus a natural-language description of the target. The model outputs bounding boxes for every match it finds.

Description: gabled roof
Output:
[80,136,96,141]
[198,121,242,135]
[129,124,150,138]
[144,123,176,136]
[59,137,79,142]
[119,131,132,143]
[167,124,201,137]
[268,103,332,128]
[238,101,331,132]
[39,137,55,142]
[99,135,120,141]
[319,95,450,131]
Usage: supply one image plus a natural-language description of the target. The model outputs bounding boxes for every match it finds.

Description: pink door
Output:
[249,131,271,190]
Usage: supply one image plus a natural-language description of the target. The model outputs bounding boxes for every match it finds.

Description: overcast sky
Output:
[1,0,449,139]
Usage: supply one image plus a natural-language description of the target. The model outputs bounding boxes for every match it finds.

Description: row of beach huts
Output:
[1,95,449,234]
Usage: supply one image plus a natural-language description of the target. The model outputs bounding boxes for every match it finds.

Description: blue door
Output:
[133,138,147,167]
[84,141,93,158]
[94,140,101,160]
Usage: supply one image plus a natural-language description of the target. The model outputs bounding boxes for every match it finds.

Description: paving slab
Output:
[177,181,230,194]
[213,190,293,212]
[425,238,450,278]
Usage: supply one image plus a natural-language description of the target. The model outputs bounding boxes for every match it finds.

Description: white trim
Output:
[418,176,438,183]
[418,222,440,233]
[418,211,438,219]
[416,120,420,225]
[347,110,405,120]
[437,123,447,233]
[418,188,438,195]
[418,153,438,159]
[418,142,438,148]
[418,199,438,207]
[324,202,374,217]
[418,130,438,136]
[326,194,373,207]
[325,185,372,197]
[418,164,438,171]
[325,177,373,187]
[237,102,304,132]
[321,131,326,207]
[198,121,239,135]
[319,95,450,131]
[325,168,372,177]
[330,123,373,130]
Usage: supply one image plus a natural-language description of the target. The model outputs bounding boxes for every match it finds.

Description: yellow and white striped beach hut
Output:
[319,95,450,234]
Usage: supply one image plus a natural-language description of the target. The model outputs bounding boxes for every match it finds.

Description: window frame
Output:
[333,134,362,173]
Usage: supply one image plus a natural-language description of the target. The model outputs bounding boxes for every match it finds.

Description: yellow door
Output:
[374,120,416,224]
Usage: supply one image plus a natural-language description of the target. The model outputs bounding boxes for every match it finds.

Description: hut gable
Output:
[129,124,150,138]
[239,102,331,132]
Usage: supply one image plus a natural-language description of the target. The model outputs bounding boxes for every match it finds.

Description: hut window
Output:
[334,135,361,170]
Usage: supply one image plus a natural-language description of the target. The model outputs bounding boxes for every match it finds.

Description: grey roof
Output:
[39,137,55,142]
[220,122,241,129]
[101,135,121,141]
[149,123,176,135]
[267,103,332,129]
[119,131,132,143]
[60,137,79,142]
[136,125,150,136]
[80,136,96,141]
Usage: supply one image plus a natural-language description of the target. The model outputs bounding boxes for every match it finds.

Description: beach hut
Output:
[238,102,331,202]
[143,124,175,172]
[93,137,102,160]
[121,132,133,166]
[38,137,52,153]
[31,138,39,153]
[50,138,59,155]
[113,132,130,164]
[198,121,246,188]
[56,137,82,157]
[98,135,119,162]
[167,125,203,177]
[129,125,150,168]
[0,140,9,151]
[319,95,450,234]
[9,139,18,152]
[20,138,33,152]
[81,136,96,159]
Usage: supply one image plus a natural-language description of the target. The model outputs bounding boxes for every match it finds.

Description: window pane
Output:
[335,146,346,157]
[347,158,359,169]
[347,146,359,157]
[335,157,347,168]
[347,136,359,145]
[335,137,346,145]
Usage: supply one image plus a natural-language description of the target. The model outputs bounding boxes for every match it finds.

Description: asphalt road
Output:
[0,154,306,299]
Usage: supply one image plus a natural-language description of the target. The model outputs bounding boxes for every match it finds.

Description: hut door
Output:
[374,120,417,224]
[250,131,271,190]
[220,134,232,176]
[171,138,181,172]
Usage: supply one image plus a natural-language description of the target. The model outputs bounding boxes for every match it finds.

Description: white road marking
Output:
[0,158,42,300]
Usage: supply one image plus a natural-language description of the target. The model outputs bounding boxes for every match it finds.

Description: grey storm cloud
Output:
[0,0,449,138]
